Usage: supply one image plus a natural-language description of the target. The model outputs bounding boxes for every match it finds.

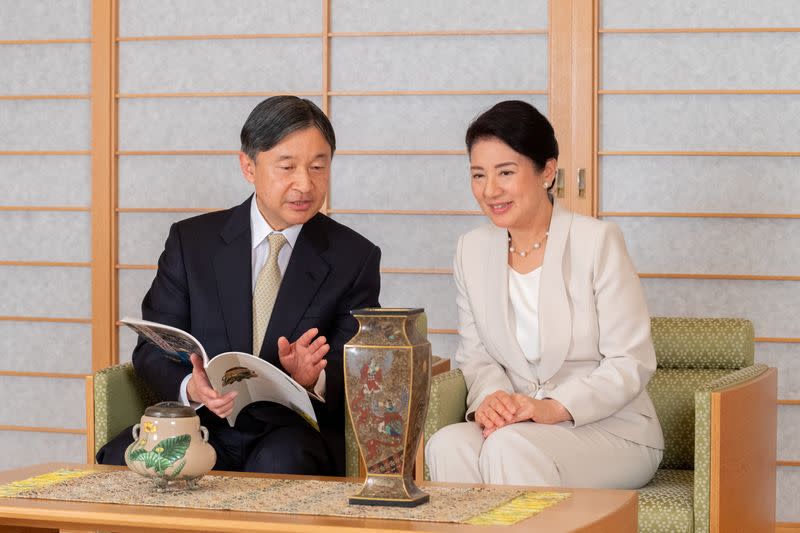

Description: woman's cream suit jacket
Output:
[455,201,664,450]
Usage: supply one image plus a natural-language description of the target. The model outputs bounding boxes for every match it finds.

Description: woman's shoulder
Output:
[458,223,502,251]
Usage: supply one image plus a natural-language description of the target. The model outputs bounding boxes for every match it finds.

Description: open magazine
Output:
[120,317,319,431]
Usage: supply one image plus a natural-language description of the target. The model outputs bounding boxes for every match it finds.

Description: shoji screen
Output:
[114,0,553,362]
[0,0,92,468]
[597,0,800,523]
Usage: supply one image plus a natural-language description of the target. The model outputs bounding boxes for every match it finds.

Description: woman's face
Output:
[469,137,554,231]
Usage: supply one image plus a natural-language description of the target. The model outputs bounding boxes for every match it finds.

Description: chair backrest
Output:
[646,317,754,469]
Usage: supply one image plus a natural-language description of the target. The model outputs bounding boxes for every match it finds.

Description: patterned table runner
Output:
[0,469,570,526]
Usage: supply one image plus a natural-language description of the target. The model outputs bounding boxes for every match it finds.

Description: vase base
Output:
[348,493,430,507]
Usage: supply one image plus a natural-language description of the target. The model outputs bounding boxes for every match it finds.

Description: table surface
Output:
[0,463,637,533]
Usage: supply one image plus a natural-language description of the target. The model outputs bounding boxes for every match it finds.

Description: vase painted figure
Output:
[344,308,431,506]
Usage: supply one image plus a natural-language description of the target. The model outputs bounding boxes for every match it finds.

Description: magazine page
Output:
[206,352,319,431]
[120,317,208,365]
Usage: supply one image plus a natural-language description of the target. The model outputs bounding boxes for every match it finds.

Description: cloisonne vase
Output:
[344,308,431,507]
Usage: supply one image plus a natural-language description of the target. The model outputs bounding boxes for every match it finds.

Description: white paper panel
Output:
[642,279,800,339]
[0,431,85,471]
[601,0,800,28]
[601,94,800,151]
[778,406,800,460]
[330,0,548,32]
[0,266,90,317]
[430,333,459,360]
[118,212,194,265]
[380,273,456,330]
[118,96,323,151]
[601,33,800,90]
[119,0,321,36]
[331,214,485,269]
[755,343,800,399]
[330,155,475,211]
[0,44,90,94]
[119,39,321,93]
[0,100,90,150]
[599,156,800,214]
[119,270,157,320]
[0,155,89,206]
[330,35,547,91]
[0,212,90,262]
[331,95,548,150]
[119,155,251,208]
[777,467,800,521]
[118,326,138,365]
[0,322,91,374]
[0,0,90,40]
[0,376,85,428]
[608,217,800,276]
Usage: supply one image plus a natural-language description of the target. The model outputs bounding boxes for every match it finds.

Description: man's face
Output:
[240,126,331,230]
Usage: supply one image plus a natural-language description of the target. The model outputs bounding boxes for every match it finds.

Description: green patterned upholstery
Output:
[651,317,754,370]
[638,469,695,533]
[92,362,158,455]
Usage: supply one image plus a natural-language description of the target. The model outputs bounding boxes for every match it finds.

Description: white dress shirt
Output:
[179,196,326,406]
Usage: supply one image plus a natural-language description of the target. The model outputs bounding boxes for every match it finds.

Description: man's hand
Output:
[508,394,573,425]
[278,327,329,388]
[186,353,237,418]
[475,390,517,438]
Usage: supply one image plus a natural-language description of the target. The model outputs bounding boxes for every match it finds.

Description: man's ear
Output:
[239,152,256,184]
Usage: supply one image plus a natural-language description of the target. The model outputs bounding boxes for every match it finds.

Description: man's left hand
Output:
[278,327,329,388]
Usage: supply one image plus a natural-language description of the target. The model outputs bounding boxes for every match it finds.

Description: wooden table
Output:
[0,463,636,533]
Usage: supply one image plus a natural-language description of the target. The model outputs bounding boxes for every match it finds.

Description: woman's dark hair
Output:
[240,95,335,160]
[465,100,559,177]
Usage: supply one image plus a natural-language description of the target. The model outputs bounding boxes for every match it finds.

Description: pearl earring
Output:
[542,181,550,189]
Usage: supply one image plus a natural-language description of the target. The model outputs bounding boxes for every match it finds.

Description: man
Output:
[97,96,381,476]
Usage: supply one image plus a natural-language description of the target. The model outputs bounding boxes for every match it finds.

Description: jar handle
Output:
[131,423,141,441]
[200,425,209,443]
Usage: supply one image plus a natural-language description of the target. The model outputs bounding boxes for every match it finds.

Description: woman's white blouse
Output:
[508,265,542,365]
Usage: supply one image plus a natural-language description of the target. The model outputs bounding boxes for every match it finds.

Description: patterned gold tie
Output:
[252,232,287,356]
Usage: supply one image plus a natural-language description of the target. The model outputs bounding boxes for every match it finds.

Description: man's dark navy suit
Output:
[100,196,381,475]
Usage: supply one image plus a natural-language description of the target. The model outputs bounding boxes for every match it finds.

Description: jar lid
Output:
[144,401,197,418]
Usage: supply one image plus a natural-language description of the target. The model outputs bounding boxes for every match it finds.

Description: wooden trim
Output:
[0,206,89,212]
[428,328,457,335]
[571,0,595,216]
[0,261,90,268]
[0,38,91,45]
[638,273,800,282]
[776,523,800,533]
[777,400,800,406]
[327,209,483,215]
[380,268,452,275]
[0,371,87,379]
[599,211,800,219]
[117,91,322,99]
[599,89,800,95]
[321,0,330,214]
[0,425,86,435]
[0,316,91,324]
[599,150,800,157]
[328,90,547,96]
[0,150,91,156]
[116,207,219,213]
[117,150,238,156]
[710,367,777,532]
[90,0,115,373]
[116,149,468,156]
[109,0,121,366]
[328,29,548,37]
[777,461,800,467]
[599,27,800,34]
[756,338,800,344]
[0,94,90,100]
[85,375,95,463]
[116,264,156,270]
[117,33,322,42]
[548,0,572,210]
[337,149,467,155]
[592,0,600,217]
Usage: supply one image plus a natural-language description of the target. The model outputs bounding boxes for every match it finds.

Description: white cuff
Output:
[308,369,326,403]
[178,373,203,411]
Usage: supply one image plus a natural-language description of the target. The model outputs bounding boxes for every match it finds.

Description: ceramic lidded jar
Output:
[344,308,431,507]
[124,401,216,490]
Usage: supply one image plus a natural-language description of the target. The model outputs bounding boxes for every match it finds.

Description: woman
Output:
[425,101,663,489]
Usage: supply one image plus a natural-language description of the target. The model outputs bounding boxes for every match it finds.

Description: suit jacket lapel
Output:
[261,213,331,366]
[213,197,254,355]
[538,200,573,382]
[482,224,535,382]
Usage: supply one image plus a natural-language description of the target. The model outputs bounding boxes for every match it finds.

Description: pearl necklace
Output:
[508,231,549,258]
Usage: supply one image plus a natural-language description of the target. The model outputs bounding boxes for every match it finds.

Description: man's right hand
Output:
[186,353,237,419]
